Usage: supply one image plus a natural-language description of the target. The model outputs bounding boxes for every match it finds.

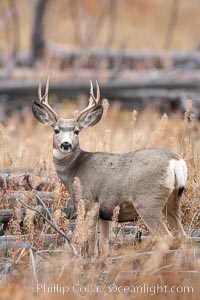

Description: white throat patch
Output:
[53,149,69,159]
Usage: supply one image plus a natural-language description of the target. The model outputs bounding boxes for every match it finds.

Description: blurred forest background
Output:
[1,0,200,55]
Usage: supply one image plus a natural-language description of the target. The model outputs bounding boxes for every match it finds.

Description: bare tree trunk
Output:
[163,0,181,49]
[30,0,47,65]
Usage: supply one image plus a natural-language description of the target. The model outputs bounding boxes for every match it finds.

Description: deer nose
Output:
[60,142,72,151]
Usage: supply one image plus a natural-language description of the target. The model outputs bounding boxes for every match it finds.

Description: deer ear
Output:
[32,101,56,126]
[78,105,103,129]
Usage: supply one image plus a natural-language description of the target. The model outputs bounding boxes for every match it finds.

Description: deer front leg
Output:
[99,219,110,255]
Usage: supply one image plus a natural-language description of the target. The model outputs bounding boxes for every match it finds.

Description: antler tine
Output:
[96,80,100,103]
[89,80,96,105]
[38,73,58,122]
[38,77,43,102]
[90,80,93,97]
[76,80,101,124]
[44,72,51,103]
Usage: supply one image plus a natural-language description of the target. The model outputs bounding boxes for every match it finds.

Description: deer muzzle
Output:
[60,142,72,152]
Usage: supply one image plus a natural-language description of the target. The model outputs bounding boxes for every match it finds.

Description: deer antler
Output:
[76,80,100,123]
[38,73,58,122]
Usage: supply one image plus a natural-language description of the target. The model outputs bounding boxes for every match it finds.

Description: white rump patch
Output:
[166,159,187,190]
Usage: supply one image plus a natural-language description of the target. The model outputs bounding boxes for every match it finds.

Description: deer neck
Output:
[53,146,84,176]
[53,146,86,197]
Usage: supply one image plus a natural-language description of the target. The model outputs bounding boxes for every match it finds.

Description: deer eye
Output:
[54,129,60,134]
[74,129,79,135]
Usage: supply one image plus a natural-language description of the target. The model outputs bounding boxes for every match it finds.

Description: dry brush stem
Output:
[179,100,198,203]
[130,110,138,151]
[73,178,99,256]
[53,209,69,235]
[17,138,30,168]
[29,247,38,284]
[72,177,82,203]
[147,113,168,147]
[24,209,35,242]
[103,129,112,152]
[102,98,109,118]
[72,198,100,257]
[142,239,171,274]
[52,181,70,207]
[34,191,57,228]
[112,205,120,239]
[0,124,13,168]
[7,201,22,236]
[72,199,85,250]
[84,201,100,257]
[180,100,195,158]
[72,177,100,257]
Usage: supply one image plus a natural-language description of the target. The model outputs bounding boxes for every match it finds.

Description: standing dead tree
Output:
[0,0,20,79]
[30,0,47,65]
[163,0,181,49]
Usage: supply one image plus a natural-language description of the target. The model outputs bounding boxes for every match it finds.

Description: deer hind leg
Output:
[99,219,110,255]
[134,197,173,239]
[164,189,187,239]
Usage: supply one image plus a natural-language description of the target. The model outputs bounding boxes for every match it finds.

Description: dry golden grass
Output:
[0,101,200,299]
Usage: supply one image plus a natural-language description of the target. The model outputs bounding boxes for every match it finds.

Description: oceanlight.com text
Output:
[37,283,194,296]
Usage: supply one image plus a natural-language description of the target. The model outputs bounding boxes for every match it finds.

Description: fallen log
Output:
[1,190,54,206]
[1,76,200,96]
[6,46,200,70]
[0,206,75,223]
[0,233,199,252]
[44,44,200,69]
[0,167,34,174]
[1,74,200,96]
[1,78,200,117]
[0,165,55,176]
[0,209,24,223]
[0,234,66,250]
[0,172,57,190]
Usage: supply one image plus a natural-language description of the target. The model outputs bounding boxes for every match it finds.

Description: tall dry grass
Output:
[0,102,200,299]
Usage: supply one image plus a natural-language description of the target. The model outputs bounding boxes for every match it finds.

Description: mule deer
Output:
[32,74,188,252]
